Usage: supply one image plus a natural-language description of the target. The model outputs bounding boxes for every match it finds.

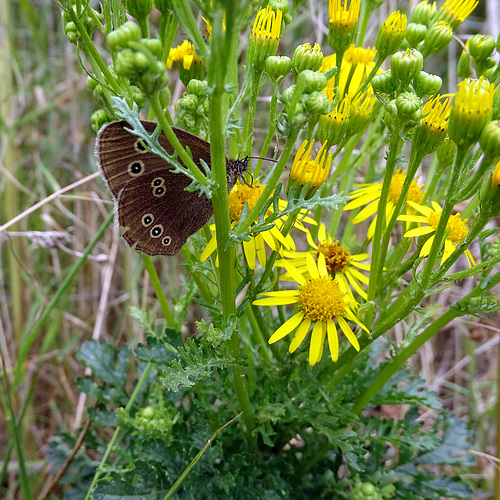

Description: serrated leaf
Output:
[133,335,179,365]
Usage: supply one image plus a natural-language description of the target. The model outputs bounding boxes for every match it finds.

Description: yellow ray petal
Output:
[243,238,256,270]
[337,317,360,351]
[404,226,435,238]
[253,296,299,306]
[309,321,326,366]
[327,320,339,361]
[269,311,304,343]
[289,316,311,352]
[306,253,320,279]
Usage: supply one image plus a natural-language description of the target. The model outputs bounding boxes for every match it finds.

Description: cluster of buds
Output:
[62,6,101,46]
[90,109,113,132]
[458,35,497,79]
[175,79,209,134]
[108,22,168,96]
[280,70,330,128]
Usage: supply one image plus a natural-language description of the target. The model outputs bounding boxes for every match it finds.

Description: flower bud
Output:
[297,70,327,93]
[405,23,427,47]
[91,109,113,132]
[375,11,407,59]
[449,77,495,146]
[187,79,208,96]
[317,96,350,145]
[269,0,289,13]
[107,21,142,51]
[140,38,163,57]
[480,121,500,159]
[265,55,292,81]
[371,70,399,95]
[413,71,442,97]
[396,91,422,116]
[130,85,145,108]
[480,160,500,216]
[328,0,360,54]
[469,34,496,61]
[457,49,472,79]
[291,140,332,189]
[413,95,451,154]
[423,21,453,55]
[248,6,283,70]
[410,0,436,25]
[292,43,323,74]
[390,49,423,86]
[305,91,329,114]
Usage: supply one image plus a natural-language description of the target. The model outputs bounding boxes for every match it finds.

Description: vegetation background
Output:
[0,0,499,498]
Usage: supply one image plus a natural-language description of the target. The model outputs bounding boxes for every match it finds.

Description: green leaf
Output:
[133,334,179,366]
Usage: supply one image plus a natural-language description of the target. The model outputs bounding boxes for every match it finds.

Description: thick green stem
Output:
[242,70,264,157]
[367,128,404,301]
[208,10,256,440]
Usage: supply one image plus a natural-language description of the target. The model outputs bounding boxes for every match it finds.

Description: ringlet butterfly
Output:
[95,121,248,255]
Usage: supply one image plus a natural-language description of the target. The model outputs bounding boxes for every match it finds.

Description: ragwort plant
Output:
[41,0,500,498]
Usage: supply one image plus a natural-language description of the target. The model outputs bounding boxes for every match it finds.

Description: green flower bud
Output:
[480,121,500,159]
[292,43,323,74]
[114,48,136,77]
[297,70,327,93]
[187,79,208,96]
[375,11,407,59]
[469,34,496,61]
[457,50,472,79]
[396,91,422,115]
[413,71,442,97]
[124,0,154,22]
[134,51,151,71]
[317,97,350,145]
[130,85,145,108]
[64,21,78,44]
[265,55,292,81]
[107,21,142,51]
[405,22,427,47]
[91,109,113,132]
[280,85,296,105]
[305,91,329,114]
[390,48,423,86]
[423,21,453,55]
[87,75,98,91]
[411,0,436,26]
[269,0,289,14]
[140,38,163,57]
[371,70,398,95]
[178,94,199,112]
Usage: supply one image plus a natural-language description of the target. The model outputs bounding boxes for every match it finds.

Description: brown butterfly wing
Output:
[117,170,214,255]
[95,120,212,199]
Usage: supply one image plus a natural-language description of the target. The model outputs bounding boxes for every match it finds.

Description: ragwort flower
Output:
[344,169,426,239]
[167,40,204,85]
[201,181,313,270]
[254,253,369,365]
[290,140,332,188]
[278,223,370,300]
[399,200,475,266]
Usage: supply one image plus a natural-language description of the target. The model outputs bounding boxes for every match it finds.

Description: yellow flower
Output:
[254,253,369,365]
[435,0,478,30]
[167,40,202,71]
[448,76,495,146]
[398,200,475,266]
[317,96,351,145]
[413,94,452,153]
[328,0,361,54]
[201,181,314,270]
[322,45,378,100]
[278,223,370,300]
[290,140,332,187]
[248,6,282,68]
[344,169,426,239]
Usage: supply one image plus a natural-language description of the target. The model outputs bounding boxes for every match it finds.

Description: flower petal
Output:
[200,232,218,262]
[420,234,435,257]
[289,316,311,352]
[327,320,339,361]
[306,253,320,280]
[243,238,256,270]
[404,226,435,238]
[282,260,307,285]
[253,295,299,306]
[269,311,304,343]
[352,200,379,223]
[309,321,326,366]
[337,317,360,351]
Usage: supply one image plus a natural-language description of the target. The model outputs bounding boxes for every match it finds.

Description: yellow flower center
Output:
[298,277,347,322]
[428,211,469,243]
[228,182,265,222]
[388,169,425,205]
[317,239,352,273]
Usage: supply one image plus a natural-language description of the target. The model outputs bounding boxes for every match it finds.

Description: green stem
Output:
[142,255,175,326]
[160,12,179,64]
[367,127,404,301]
[420,144,470,289]
[242,70,264,157]
[150,93,208,186]
[84,362,154,500]
[208,10,256,440]
[352,271,500,414]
